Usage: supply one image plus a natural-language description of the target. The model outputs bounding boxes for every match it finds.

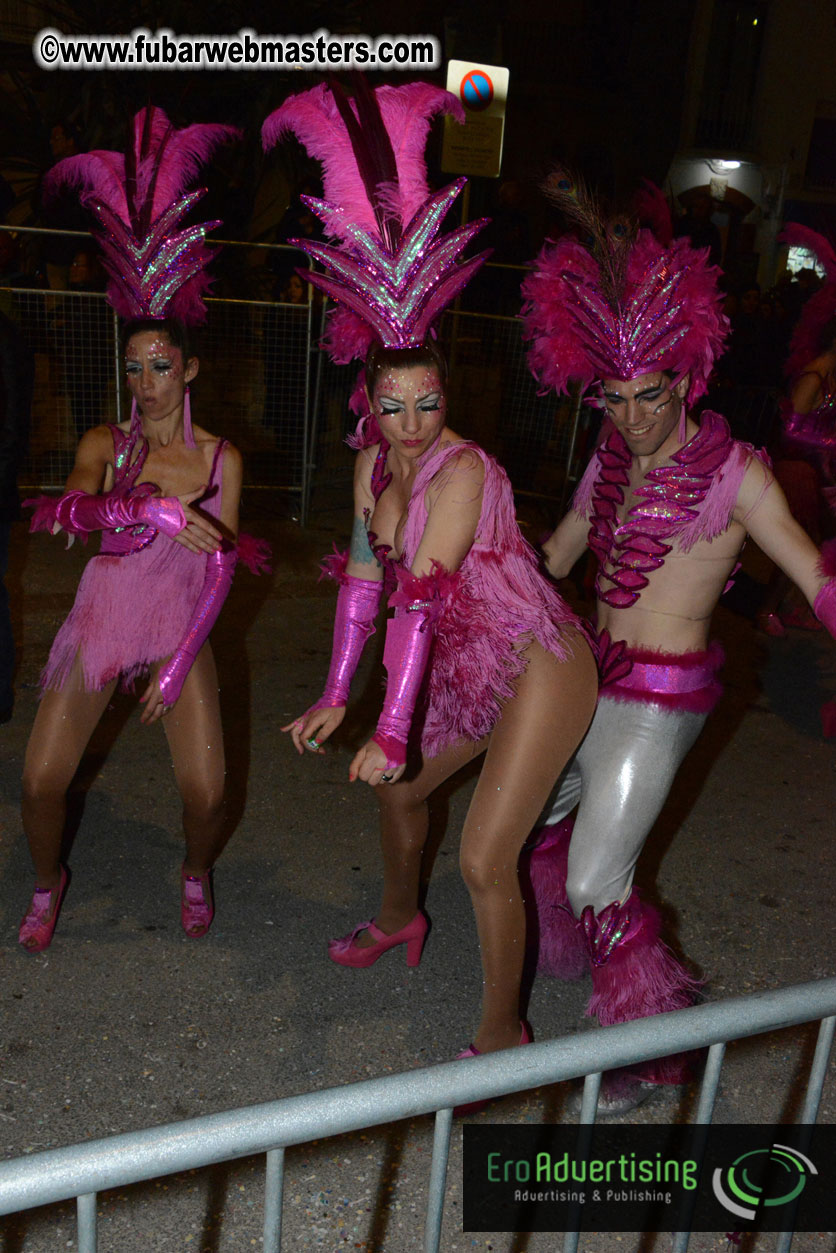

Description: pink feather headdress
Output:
[521,172,728,404]
[780,224,836,379]
[262,79,490,361]
[43,106,240,324]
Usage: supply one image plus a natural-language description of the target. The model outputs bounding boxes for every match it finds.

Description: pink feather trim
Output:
[522,229,728,404]
[523,819,587,980]
[236,532,272,575]
[319,546,350,584]
[23,495,87,546]
[817,539,836,578]
[585,890,702,1084]
[389,560,460,615]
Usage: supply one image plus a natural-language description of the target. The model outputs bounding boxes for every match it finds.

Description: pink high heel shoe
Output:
[18,865,69,953]
[328,911,428,968]
[454,1021,533,1117]
[181,866,214,938]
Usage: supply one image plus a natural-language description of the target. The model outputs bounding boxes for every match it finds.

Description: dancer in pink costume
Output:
[17,108,266,953]
[521,175,836,1110]
[758,227,836,642]
[265,81,597,1076]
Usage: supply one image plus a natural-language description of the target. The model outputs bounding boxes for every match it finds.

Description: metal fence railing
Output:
[3,226,589,522]
[2,225,317,516]
[0,977,833,1253]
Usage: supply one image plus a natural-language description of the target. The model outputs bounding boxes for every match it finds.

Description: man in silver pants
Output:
[521,193,836,1108]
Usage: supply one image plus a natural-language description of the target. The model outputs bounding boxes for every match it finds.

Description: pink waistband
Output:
[615,658,717,695]
[601,641,725,714]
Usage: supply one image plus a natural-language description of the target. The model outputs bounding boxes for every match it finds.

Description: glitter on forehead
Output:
[375,368,443,399]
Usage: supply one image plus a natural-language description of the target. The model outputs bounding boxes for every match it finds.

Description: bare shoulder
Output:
[220,440,242,472]
[431,439,486,483]
[426,442,486,508]
[733,451,776,522]
[77,424,116,461]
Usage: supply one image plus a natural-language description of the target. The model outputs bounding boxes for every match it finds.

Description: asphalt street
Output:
[0,504,834,1252]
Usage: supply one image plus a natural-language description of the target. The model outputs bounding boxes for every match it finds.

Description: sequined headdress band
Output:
[43,106,240,324]
[522,173,729,404]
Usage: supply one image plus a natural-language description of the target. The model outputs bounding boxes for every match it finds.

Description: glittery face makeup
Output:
[372,366,446,455]
[601,372,682,457]
[125,331,189,420]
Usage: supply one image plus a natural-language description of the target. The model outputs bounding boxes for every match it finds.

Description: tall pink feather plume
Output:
[135,112,241,222]
[44,108,239,226]
[262,82,463,244]
[43,149,130,221]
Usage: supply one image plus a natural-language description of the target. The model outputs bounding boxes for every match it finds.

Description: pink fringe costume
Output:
[396,441,582,757]
[320,437,584,759]
[39,423,228,693]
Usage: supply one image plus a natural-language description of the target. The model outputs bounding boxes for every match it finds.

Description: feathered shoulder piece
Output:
[521,170,728,403]
[262,78,490,360]
[44,106,240,324]
[780,224,836,379]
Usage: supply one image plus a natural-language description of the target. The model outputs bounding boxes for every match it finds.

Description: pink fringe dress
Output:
[41,425,227,693]
[397,441,584,758]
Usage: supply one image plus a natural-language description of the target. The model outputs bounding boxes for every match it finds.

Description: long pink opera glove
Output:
[303,576,382,721]
[371,603,436,769]
[157,546,237,707]
[33,487,187,538]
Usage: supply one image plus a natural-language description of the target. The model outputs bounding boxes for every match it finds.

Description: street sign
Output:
[441,60,509,179]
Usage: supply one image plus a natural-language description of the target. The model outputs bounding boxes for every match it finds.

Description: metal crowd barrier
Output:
[0,977,833,1253]
[4,224,586,522]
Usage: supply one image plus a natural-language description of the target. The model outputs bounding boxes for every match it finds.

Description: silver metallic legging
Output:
[544,694,707,916]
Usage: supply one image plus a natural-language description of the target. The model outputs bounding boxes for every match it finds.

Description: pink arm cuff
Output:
[157,546,237,706]
[312,575,382,710]
[50,488,187,538]
[372,598,436,770]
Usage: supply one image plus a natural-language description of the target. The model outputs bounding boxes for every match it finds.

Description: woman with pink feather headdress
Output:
[265,79,597,1084]
[16,107,269,954]
[756,225,836,638]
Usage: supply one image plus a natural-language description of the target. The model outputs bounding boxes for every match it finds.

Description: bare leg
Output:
[162,643,227,875]
[22,653,116,889]
[460,637,597,1052]
[346,735,489,948]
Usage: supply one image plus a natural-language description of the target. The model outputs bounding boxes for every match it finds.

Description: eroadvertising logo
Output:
[712,1144,818,1221]
[462,1125,832,1234]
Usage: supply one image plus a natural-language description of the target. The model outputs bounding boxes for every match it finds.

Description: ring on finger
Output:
[306,737,320,750]
[381,772,393,782]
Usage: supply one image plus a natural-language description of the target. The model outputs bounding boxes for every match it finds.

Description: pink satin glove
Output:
[51,487,187,538]
[308,575,382,713]
[371,601,435,770]
[156,546,237,707]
